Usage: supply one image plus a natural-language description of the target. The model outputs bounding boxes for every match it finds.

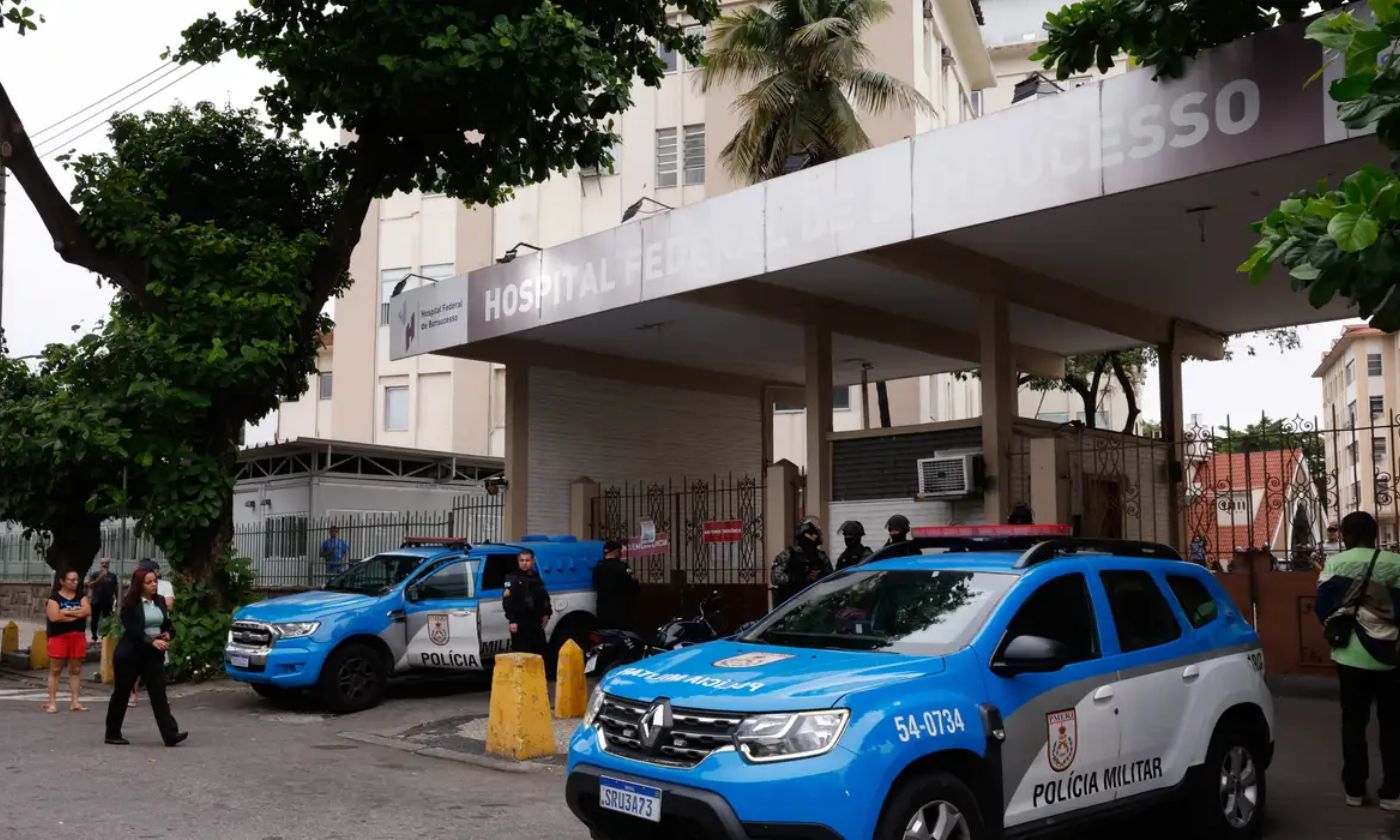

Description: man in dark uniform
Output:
[771,518,832,604]
[503,548,552,657]
[879,514,920,559]
[835,521,873,571]
[593,540,640,631]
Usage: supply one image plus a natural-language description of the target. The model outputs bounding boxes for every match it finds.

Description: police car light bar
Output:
[912,524,1072,539]
[401,536,471,549]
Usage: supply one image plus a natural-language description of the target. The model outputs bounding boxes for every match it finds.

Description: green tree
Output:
[0,0,38,33]
[700,0,930,183]
[1031,0,1400,330]
[0,2,716,604]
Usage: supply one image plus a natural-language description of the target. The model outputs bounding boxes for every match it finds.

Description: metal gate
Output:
[591,474,766,633]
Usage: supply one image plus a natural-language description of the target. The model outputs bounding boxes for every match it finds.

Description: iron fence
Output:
[0,493,503,590]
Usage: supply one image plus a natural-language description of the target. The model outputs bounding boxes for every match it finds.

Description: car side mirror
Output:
[405,585,421,603]
[991,635,1071,677]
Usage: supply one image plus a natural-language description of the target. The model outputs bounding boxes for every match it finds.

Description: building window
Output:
[1370,353,1384,376]
[381,267,409,325]
[1349,400,1358,428]
[1346,359,1356,384]
[833,388,851,411]
[682,124,705,185]
[385,386,409,431]
[420,262,454,283]
[1373,395,1385,419]
[656,128,678,188]
[318,373,333,401]
[682,25,705,71]
[1376,436,1388,463]
[657,41,678,73]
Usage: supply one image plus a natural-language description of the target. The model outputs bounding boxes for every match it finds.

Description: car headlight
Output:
[583,686,605,728]
[734,709,850,763]
[270,622,320,639]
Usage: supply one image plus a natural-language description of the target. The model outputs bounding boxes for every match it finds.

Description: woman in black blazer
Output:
[104,568,187,746]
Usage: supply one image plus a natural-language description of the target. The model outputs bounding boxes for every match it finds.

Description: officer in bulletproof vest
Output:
[503,548,553,657]
[771,518,833,604]
[593,540,640,631]
[878,513,920,559]
[835,520,873,571]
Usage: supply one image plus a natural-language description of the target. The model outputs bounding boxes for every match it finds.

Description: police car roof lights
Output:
[400,536,471,550]
[1012,537,1184,569]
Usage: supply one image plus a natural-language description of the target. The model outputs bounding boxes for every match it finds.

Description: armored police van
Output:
[567,535,1273,840]
[225,535,601,712]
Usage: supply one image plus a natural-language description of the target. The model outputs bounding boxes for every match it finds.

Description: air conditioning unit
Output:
[916,454,982,499]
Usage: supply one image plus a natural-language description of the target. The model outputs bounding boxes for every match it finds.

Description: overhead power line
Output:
[29,61,174,143]
[37,63,209,159]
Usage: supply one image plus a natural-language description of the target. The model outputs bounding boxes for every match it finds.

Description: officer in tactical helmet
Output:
[835,521,873,571]
[771,518,832,604]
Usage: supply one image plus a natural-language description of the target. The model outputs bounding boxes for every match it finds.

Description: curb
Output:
[337,730,560,775]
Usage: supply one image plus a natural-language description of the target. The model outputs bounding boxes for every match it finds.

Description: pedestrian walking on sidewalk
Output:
[86,557,117,642]
[503,548,552,657]
[42,570,91,714]
[104,568,186,747]
[1317,511,1400,809]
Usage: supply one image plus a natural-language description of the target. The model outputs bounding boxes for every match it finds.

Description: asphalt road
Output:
[1,669,1396,840]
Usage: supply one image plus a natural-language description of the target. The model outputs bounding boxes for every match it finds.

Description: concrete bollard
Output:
[485,653,555,760]
[100,637,116,684]
[0,621,17,654]
[29,630,48,670]
[554,639,587,719]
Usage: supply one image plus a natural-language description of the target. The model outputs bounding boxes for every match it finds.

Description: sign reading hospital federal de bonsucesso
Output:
[388,15,1365,359]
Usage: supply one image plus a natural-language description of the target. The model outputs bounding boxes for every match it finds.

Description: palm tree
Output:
[700,0,933,185]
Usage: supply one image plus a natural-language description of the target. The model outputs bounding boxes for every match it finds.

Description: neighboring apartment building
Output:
[1315,324,1400,541]
[277,0,1123,467]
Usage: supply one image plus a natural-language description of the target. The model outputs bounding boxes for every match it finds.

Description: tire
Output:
[317,642,387,714]
[875,770,984,840]
[1189,726,1267,839]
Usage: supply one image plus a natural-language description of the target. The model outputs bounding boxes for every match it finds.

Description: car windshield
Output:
[740,569,1014,656]
[325,553,428,595]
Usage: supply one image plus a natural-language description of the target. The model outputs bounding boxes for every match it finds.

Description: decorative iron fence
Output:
[0,493,502,590]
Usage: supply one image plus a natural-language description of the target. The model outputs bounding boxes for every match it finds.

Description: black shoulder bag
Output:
[1324,548,1382,649]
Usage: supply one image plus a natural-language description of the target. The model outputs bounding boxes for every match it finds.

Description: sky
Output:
[0,1,1368,448]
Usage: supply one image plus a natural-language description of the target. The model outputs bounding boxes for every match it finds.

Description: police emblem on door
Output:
[427,614,450,646]
[1046,709,1077,772]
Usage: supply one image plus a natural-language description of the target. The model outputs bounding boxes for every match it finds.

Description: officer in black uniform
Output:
[878,513,920,559]
[771,518,832,604]
[593,540,640,631]
[835,521,873,570]
[503,548,552,657]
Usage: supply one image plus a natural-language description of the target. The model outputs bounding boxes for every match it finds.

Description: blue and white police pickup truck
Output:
[225,535,601,712]
[567,535,1273,840]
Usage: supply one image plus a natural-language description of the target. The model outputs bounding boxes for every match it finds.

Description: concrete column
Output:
[765,460,800,610]
[980,293,1015,524]
[1029,437,1067,525]
[804,325,833,530]
[1159,327,1186,549]
[568,477,599,539]
[503,365,530,540]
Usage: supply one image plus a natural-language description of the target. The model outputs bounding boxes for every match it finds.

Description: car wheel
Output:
[1192,727,1267,838]
[318,642,387,713]
[876,770,984,840]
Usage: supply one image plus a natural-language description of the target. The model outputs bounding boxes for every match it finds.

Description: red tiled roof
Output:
[1186,449,1307,557]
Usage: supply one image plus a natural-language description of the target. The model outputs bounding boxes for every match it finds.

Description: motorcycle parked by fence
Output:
[585,591,723,676]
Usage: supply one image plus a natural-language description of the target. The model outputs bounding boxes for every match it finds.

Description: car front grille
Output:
[596,694,744,768]
[230,620,273,648]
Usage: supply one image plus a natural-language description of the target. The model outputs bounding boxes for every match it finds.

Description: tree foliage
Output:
[0,0,38,33]
[1031,0,1400,331]
[700,0,929,183]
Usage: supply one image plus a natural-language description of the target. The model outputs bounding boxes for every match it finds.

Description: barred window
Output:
[683,124,705,185]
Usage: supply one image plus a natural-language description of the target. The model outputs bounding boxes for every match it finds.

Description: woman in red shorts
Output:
[42,569,91,713]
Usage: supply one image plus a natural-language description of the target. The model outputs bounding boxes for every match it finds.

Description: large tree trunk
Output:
[183,491,235,609]
[1111,355,1141,434]
[45,509,103,583]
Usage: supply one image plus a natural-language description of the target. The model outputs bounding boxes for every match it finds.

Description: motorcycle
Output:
[585,590,723,676]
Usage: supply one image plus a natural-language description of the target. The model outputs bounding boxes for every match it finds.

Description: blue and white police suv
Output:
[567,534,1272,840]
[225,535,601,712]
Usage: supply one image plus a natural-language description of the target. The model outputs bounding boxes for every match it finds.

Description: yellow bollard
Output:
[29,630,48,670]
[0,621,17,653]
[100,637,116,684]
[485,653,555,760]
[554,639,587,719]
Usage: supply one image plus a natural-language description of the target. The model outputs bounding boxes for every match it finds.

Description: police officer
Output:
[771,518,832,603]
[503,548,552,657]
[593,540,640,631]
[835,521,873,571]
[885,514,911,546]
[1008,504,1034,525]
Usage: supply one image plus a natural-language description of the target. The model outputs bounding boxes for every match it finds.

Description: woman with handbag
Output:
[103,567,188,747]
[1317,511,1400,809]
